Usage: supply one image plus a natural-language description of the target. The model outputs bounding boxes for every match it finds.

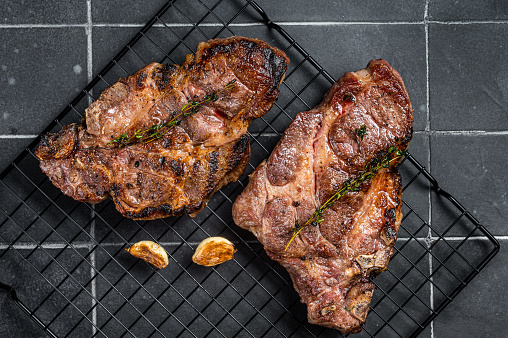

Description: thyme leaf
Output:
[284,147,406,251]
[107,80,235,148]
[356,124,367,141]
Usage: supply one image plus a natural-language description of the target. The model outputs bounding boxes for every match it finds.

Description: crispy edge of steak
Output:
[232,59,413,332]
[191,36,288,121]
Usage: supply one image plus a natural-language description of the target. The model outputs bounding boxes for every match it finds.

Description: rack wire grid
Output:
[0,0,500,337]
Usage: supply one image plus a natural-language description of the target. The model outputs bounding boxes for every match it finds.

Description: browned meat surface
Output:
[36,36,288,220]
[232,59,413,333]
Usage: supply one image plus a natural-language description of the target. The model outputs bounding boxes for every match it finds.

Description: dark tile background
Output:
[0,1,86,24]
[429,24,508,131]
[0,27,88,136]
[428,0,508,21]
[1,0,506,337]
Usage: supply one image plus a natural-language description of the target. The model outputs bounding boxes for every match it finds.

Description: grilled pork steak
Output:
[233,60,413,333]
[36,36,288,220]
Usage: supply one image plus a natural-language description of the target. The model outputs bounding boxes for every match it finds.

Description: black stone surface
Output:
[432,242,507,338]
[429,23,508,131]
[428,0,508,21]
[0,138,32,172]
[0,1,86,24]
[0,1,506,338]
[0,27,88,135]
[253,0,428,22]
[431,134,508,236]
[92,0,169,24]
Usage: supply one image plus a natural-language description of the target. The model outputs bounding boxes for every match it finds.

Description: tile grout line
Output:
[414,130,508,135]
[428,20,508,25]
[86,0,97,336]
[87,8,93,87]
[0,135,39,139]
[276,20,508,25]
[0,240,265,250]
[0,235,503,250]
[264,21,424,26]
[0,20,507,29]
[424,1,435,337]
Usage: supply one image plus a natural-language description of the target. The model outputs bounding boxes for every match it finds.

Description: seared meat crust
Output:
[36,36,288,220]
[233,60,413,333]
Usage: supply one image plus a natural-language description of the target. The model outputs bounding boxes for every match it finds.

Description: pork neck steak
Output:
[36,36,288,220]
[233,59,413,333]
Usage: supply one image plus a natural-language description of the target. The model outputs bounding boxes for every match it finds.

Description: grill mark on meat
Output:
[35,36,289,220]
[263,47,287,90]
[123,203,175,219]
[155,63,177,91]
[111,183,120,197]
[169,160,184,176]
[233,59,413,333]
[232,134,249,158]
[136,72,147,89]
[201,41,233,59]
[225,135,248,167]
[206,150,219,192]
[209,151,219,173]
[384,207,396,223]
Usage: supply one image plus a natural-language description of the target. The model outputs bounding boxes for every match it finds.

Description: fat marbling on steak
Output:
[36,36,288,220]
[232,59,413,333]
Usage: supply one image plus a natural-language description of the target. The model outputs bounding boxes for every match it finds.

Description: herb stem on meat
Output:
[284,147,406,252]
[107,80,236,148]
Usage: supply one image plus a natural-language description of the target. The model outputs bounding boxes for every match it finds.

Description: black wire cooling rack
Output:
[0,1,500,337]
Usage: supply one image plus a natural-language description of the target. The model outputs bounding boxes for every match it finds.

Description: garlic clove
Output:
[192,237,236,267]
[126,240,169,269]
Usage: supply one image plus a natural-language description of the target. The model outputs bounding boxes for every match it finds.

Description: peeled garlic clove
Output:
[192,237,236,267]
[126,240,169,269]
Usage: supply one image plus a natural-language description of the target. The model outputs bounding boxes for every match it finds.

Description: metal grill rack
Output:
[0,0,499,337]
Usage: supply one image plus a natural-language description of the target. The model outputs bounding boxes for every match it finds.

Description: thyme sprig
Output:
[284,146,406,252]
[107,80,236,148]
